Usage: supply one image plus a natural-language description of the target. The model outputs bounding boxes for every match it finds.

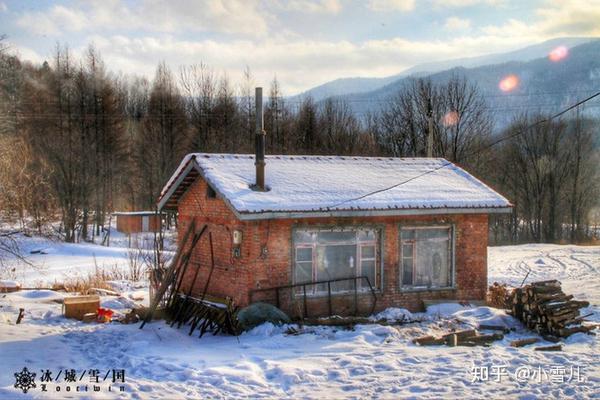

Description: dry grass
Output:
[61,267,121,294]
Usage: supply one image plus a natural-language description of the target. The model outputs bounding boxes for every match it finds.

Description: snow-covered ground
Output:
[0,228,173,288]
[0,241,598,399]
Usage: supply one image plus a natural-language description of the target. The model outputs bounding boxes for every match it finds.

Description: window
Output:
[400,226,453,289]
[293,228,380,294]
[206,184,216,198]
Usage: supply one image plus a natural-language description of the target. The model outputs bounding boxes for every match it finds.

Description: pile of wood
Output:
[510,280,593,338]
[167,294,241,337]
[487,282,511,309]
[413,329,504,347]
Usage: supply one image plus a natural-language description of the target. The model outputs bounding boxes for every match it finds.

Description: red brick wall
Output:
[116,214,161,233]
[176,177,489,317]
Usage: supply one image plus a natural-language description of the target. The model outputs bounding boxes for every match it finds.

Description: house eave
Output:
[233,206,513,221]
[157,159,201,211]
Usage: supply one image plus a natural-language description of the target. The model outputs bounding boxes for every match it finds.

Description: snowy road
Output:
[0,243,598,399]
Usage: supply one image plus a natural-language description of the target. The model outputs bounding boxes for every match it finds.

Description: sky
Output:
[1,0,599,95]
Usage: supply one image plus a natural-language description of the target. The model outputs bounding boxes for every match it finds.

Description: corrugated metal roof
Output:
[158,153,512,219]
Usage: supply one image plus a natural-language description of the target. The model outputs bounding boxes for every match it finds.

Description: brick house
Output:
[158,153,511,317]
[114,211,161,234]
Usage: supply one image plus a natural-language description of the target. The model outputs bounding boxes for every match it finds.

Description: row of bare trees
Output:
[0,40,598,244]
[489,114,599,243]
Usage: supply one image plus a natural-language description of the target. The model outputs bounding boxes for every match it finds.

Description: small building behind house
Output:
[114,211,161,234]
[158,153,512,318]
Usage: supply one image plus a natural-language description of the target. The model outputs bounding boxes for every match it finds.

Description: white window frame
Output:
[292,228,381,295]
[399,225,455,291]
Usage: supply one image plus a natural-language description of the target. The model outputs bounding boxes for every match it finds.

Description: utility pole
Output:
[427,100,434,158]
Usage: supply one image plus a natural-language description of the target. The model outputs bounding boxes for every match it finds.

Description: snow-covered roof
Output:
[158,153,511,220]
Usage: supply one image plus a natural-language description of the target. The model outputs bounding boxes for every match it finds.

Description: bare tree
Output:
[137,62,189,208]
[375,75,491,164]
[180,63,216,152]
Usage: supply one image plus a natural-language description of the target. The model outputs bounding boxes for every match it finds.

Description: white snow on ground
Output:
[0,242,599,399]
[0,228,173,288]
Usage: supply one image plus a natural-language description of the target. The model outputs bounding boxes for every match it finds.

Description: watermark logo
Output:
[12,367,126,394]
[14,367,37,393]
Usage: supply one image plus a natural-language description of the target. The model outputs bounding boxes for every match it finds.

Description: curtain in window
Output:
[400,227,452,289]
[293,229,379,294]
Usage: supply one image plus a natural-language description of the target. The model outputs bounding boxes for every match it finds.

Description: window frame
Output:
[398,224,455,292]
[291,226,383,296]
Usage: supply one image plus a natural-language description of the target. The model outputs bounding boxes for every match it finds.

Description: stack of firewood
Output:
[510,280,593,338]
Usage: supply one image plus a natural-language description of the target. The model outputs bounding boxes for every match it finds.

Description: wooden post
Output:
[200,231,216,302]
[354,277,358,316]
[427,100,434,157]
[328,281,332,316]
[303,284,308,318]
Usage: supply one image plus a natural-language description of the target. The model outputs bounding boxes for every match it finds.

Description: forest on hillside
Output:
[0,41,598,245]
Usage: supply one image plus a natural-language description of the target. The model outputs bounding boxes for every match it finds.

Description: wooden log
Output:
[549,311,580,324]
[510,338,539,347]
[542,334,561,343]
[442,329,477,340]
[565,313,594,326]
[413,335,446,346]
[459,333,503,344]
[535,293,572,303]
[558,325,595,337]
[534,344,562,351]
[529,285,562,294]
[542,300,589,312]
[447,334,458,347]
[531,280,560,288]
[478,324,510,333]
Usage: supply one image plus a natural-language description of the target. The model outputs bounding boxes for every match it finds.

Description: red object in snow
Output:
[97,308,114,323]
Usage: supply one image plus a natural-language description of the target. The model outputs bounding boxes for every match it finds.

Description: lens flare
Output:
[442,111,459,126]
[499,74,519,92]
[549,45,568,62]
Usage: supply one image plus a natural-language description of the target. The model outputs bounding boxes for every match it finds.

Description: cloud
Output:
[482,1,600,39]
[0,2,7,13]
[432,0,506,8]
[77,32,553,94]
[367,0,415,12]
[444,16,471,31]
[8,0,600,94]
[534,0,600,36]
[16,5,90,36]
[16,0,270,37]
[282,0,342,14]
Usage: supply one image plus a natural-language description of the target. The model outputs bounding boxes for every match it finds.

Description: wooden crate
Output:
[63,295,100,320]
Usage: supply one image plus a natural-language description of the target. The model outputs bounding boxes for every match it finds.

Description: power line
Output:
[3,99,600,121]
[327,90,600,209]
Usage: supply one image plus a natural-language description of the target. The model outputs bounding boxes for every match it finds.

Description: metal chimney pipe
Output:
[254,87,266,191]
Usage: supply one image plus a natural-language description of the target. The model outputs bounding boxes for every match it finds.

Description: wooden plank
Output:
[510,338,539,347]
[534,344,562,351]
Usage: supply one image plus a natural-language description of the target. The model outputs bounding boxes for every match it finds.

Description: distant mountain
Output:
[333,39,600,130]
[292,37,597,102]
[399,37,595,77]
[289,76,399,103]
